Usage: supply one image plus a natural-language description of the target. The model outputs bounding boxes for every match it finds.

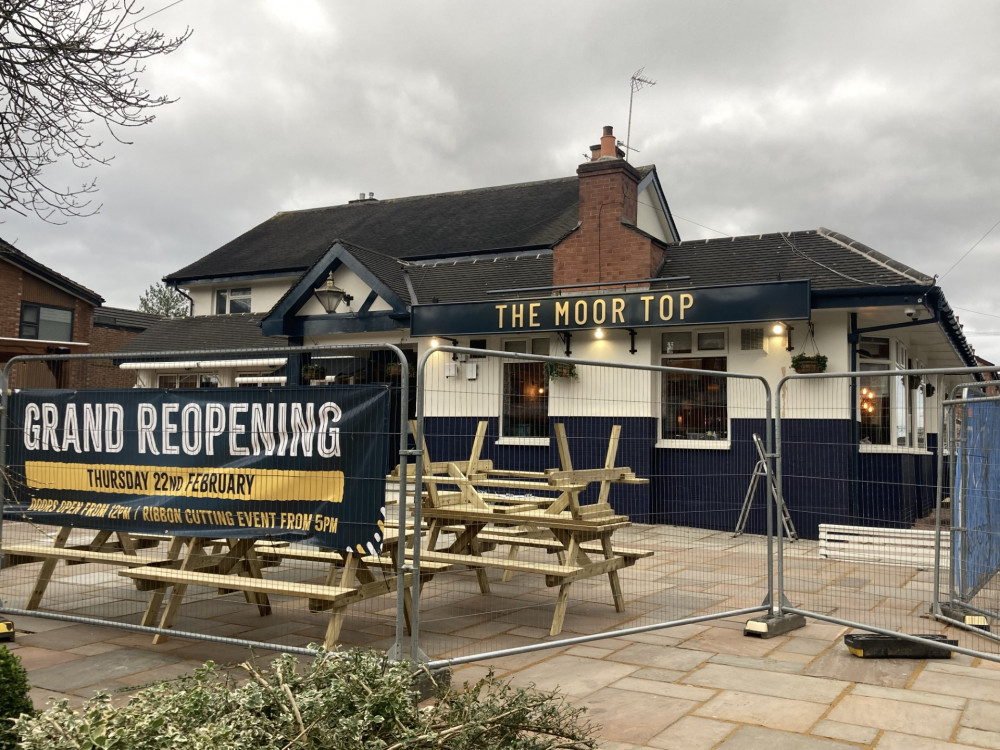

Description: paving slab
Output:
[28,648,183,693]
[826,693,960,740]
[716,725,858,749]
[579,686,699,745]
[684,662,850,703]
[693,690,829,733]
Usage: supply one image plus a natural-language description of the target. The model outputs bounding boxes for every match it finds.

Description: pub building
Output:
[118,126,981,537]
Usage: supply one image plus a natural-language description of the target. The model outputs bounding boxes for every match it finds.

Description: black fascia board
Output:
[811,285,934,309]
[165,269,309,286]
[269,310,409,337]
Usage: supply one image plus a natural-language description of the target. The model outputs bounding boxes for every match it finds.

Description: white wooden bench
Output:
[819,523,950,569]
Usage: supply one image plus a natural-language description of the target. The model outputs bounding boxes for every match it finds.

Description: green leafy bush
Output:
[0,646,34,750]
[12,648,596,750]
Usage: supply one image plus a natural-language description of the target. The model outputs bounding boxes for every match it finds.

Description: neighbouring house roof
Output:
[93,307,163,331]
[0,237,104,305]
[115,313,288,355]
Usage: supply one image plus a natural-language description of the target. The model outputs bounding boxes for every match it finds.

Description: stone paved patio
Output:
[4,523,1000,748]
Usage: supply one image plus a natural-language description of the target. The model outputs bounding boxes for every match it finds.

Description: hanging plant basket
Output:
[790,354,827,374]
[301,364,327,382]
[543,361,578,380]
[384,362,402,378]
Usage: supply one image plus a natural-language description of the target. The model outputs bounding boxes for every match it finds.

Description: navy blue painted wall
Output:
[420,416,942,539]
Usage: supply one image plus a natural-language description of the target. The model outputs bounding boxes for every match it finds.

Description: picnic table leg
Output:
[152,538,206,644]
[600,534,625,612]
[318,552,360,645]
[549,532,584,636]
[140,536,186,627]
[446,524,490,593]
[25,526,72,609]
[239,543,272,616]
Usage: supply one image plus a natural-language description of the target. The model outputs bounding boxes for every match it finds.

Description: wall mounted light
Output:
[313,272,353,313]
[772,322,794,351]
[429,337,458,359]
[594,327,605,339]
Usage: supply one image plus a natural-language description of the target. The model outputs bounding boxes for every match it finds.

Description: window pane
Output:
[661,357,727,439]
[859,365,890,444]
[504,340,527,354]
[502,362,547,437]
[229,297,251,314]
[661,332,691,354]
[19,304,39,339]
[37,307,72,341]
[697,331,725,351]
[215,290,227,315]
[859,336,890,360]
[531,338,550,356]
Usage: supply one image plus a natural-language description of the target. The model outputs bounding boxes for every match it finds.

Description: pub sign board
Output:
[411,280,811,337]
[3,385,391,554]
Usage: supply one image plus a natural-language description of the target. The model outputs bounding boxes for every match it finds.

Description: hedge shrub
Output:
[0,646,34,750]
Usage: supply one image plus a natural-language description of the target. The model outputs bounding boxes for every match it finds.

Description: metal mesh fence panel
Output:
[777,368,1000,660]
[410,346,772,663]
[1,345,411,655]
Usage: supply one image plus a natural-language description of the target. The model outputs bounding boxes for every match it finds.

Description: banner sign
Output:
[3,386,391,553]
[410,280,811,337]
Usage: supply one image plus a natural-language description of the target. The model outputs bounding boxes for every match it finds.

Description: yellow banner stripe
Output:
[25,462,344,503]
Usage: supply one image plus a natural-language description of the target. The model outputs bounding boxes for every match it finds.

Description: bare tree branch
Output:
[0,0,191,221]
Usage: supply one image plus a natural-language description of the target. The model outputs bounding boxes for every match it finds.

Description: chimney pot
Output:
[599,125,618,159]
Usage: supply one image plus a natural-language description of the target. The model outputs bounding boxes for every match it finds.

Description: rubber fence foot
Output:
[744,612,807,638]
[844,633,956,658]
[940,604,990,631]
[0,618,14,642]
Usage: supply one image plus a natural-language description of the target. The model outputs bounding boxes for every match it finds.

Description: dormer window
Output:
[215,287,251,314]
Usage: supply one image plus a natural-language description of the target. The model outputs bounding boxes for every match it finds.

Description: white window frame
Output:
[215,287,251,314]
[498,337,550,445]
[858,336,927,452]
[658,330,730,449]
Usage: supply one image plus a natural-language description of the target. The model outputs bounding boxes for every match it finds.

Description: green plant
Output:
[790,353,828,373]
[0,647,33,750]
[13,648,597,750]
[543,361,578,380]
[301,363,327,382]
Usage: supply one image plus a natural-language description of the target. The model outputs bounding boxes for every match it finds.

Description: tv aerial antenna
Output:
[625,68,656,161]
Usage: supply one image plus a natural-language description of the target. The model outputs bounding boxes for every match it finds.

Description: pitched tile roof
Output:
[114,313,287,354]
[659,228,933,290]
[164,173,603,283]
[0,237,104,305]
[93,307,162,331]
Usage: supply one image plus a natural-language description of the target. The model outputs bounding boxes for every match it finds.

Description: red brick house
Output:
[0,237,159,388]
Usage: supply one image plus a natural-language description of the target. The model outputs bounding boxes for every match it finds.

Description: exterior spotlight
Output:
[430,338,440,348]
[594,327,605,339]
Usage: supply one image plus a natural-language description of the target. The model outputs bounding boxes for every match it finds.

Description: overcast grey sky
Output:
[4,1,1000,362]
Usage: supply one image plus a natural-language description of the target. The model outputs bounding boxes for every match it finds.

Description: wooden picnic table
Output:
[2,523,425,649]
[119,526,422,648]
[405,421,652,635]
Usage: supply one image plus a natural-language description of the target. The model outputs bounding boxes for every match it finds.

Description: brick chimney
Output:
[553,125,658,288]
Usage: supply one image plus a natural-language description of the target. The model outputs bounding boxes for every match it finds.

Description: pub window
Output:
[19,303,73,341]
[157,373,220,388]
[501,337,549,439]
[857,336,917,448]
[215,287,251,314]
[660,331,728,441]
